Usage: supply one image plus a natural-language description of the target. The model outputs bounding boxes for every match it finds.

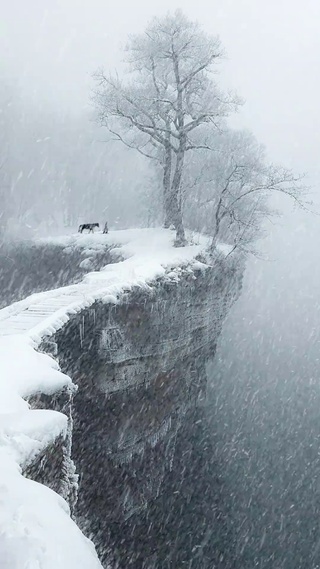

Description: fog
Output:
[3,0,320,165]
[2,1,320,565]
[2,2,320,207]
[2,0,319,337]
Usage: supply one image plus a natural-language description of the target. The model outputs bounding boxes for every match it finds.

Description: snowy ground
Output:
[0,228,214,341]
[0,227,221,569]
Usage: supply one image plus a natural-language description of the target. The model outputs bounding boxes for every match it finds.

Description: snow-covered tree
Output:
[183,129,308,254]
[93,10,239,245]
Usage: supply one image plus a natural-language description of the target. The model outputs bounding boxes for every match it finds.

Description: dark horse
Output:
[78,223,100,234]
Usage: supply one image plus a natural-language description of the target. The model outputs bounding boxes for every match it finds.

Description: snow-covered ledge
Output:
[0,336,103,569]
[0,228,232,569]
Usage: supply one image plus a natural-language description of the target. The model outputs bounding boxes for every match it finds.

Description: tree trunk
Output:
[171,196,186,246]
[171,139,187,246]
[163,143,173,228]
[208,192,225,252]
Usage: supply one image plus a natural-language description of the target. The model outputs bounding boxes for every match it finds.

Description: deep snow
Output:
[0,228,224,569]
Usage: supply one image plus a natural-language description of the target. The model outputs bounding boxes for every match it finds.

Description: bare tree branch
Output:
[107,129,161,161]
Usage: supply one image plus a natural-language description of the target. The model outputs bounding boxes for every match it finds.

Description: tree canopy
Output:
[93,10,308,252]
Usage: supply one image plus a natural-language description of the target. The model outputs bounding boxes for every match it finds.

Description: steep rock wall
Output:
[46,254,244,567]
[23,385,78,509]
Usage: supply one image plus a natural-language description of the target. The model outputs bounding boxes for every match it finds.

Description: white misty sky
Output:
[1,2,320,238]
[1,0,320,176]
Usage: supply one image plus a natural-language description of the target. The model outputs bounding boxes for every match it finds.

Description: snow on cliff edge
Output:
[0,227,224,569]
[0,335,103,569]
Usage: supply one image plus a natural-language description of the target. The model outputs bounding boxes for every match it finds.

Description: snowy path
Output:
[0,283,99,338]
[0,228,209,344]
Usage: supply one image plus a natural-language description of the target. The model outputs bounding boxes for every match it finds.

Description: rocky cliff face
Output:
[42,254,243,568]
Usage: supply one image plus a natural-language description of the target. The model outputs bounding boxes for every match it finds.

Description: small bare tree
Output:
[93,10,239,245]
[183,129,309,254]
